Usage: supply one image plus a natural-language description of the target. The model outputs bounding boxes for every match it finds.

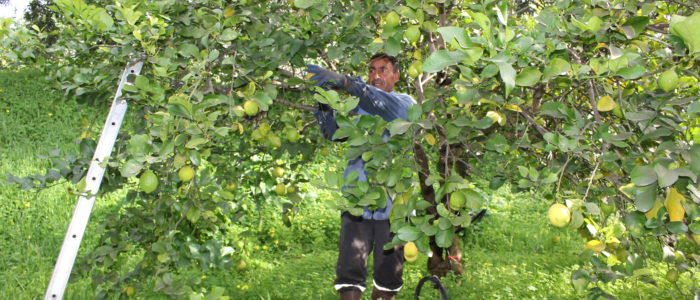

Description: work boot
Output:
[339,288,361,300]
[371,289,395,300]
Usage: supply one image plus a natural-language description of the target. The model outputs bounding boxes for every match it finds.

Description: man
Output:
[306,53,416,300]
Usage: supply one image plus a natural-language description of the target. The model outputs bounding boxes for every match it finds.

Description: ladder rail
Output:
[44,60,143,300]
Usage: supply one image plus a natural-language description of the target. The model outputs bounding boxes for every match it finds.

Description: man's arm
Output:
[306,64,414,122]
[314,103,347,142]
[344,77,414,122]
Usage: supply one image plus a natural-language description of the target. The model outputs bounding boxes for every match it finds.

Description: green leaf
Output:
[621,16,649,39]
[616,64,645,79]
[469,12,491,40]
[634,184,657,212]
[127,134,150,157]
[389,119,413,136]
[515,67,542,87]
[384,37,401,56]
[654,164,678,188]
[542,58,571,80]
[423,50,467,73]
[186,137,208,149]
[91,9,114,31]
[670,12,700,54]
[397,225,422,241]
[667,222,688,234]
[463,190,484,210]
[436,26,470,48]
[496,62,515,97]
[435,228,454,248]
[179,43,200,58]
[631,165,657,186]
[220,28,239,41]
[294,0,318,9]
[120,159,143,177]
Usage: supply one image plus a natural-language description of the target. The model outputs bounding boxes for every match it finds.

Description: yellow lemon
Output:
[404,242,418,262]
[243,100,259,116]
[547,203,571,227]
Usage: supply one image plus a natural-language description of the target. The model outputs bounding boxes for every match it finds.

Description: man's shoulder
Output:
[392,92,417,104]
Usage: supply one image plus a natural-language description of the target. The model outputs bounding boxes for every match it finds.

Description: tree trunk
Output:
[427,234,464,277]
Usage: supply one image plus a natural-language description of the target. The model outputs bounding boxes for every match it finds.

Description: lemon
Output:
[286,185,297,193]
[666,268,679,283]
[408,61,423,78]
[286,128,300,142]
[225,181,237,191]
[547,203,571,227]
[178,165,195,182]
[236,260,247,270]
[404,242,418,262]
[450,191,466,210]
[125,285,135,297]
[139,171,158,193]
[658,68,679,92]
[273,167,285,178]
[385,11,400,27]
[275,183,286,195]
[405,25,421,43]
[243,100,259,116]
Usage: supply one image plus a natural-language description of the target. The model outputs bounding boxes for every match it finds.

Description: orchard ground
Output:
[0,69,695,299]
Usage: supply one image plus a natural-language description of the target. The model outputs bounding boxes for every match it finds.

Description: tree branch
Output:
[271,80,304,91]
[273,98,315,111]
[316,49,337,71]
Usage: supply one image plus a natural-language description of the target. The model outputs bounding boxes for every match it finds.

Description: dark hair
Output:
[370,53,399,73]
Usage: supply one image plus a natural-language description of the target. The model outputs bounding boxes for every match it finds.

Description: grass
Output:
[0,69,697,299]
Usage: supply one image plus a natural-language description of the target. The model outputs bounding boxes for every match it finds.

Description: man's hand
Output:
[306,64,346,89]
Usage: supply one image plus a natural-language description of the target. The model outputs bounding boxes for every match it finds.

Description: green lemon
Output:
[449,191,466,210]
[275,183,287,195]
[385,11,400,27]
[139,171,158,193]
[405,25,421,43]
[178,165,195,182]
[243,100,259,116]
[658,68,679,92]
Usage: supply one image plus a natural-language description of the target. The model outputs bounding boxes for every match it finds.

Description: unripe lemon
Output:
[407,61,423,78]
[125,285,135,297]
[139,171,158,193]
[658,68,679,92]
[225,181,237,191]
[449,191,466,210]
[405,25,421,43]
[243,100,259,116]
[385,11,400,27]
[404,241,418,262]
[666,268,679,283]
[178,165,195,182]
[547,203,571,227]
[273,167,285,178]
[286,185,297,193]
[286,129,300,142]
[236,260,247,270]
[275,183,287,195]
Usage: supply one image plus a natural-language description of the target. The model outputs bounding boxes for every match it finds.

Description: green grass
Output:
[0,69,697,299]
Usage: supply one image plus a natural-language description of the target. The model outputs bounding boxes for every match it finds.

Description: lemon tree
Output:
[3,0,699,297]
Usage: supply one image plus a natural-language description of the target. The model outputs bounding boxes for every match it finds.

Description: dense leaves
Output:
[1,0,698,297]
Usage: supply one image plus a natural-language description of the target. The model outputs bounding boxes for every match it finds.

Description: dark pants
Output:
[334,212,404,293]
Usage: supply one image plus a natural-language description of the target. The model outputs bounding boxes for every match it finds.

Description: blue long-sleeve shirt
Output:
[314,77,416,220]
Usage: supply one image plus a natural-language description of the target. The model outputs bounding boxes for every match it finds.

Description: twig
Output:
[583,160,600,202]
[316,49,337,71]
[273,98,315,111]
[587,80,602,124]
[271,80,304,91]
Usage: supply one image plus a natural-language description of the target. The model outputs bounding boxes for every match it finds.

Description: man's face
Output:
[368,58,400,92]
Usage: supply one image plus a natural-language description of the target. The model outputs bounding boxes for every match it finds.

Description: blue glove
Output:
[306,64,346,89]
